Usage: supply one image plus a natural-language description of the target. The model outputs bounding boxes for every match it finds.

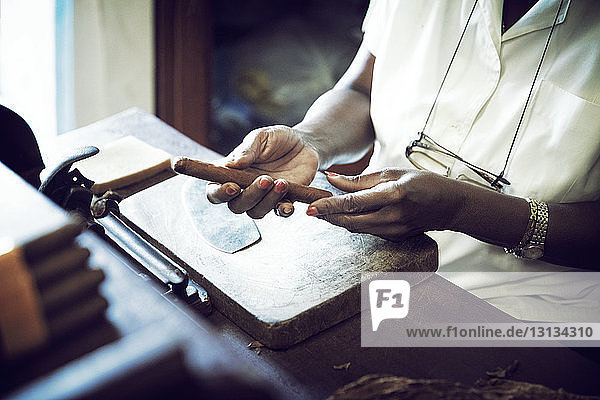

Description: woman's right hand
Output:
[206,125,320,219]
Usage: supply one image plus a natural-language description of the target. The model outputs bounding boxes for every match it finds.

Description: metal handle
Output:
[99,212,211,315]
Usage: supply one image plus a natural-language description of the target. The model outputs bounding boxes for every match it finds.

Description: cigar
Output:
[46,294,109,338]
[39,269,105,315]
[23,220,85,264]
[29,246,91,287]
[172,157,332,204]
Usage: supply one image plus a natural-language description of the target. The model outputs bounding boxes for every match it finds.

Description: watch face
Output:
[522,246,543,259]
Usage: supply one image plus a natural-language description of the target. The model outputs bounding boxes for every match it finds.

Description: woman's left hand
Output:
[306,169,468,241]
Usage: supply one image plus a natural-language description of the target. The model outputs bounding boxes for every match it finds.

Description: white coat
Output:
[362,0,600,321]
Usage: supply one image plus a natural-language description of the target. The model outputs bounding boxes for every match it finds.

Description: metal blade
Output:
[181,177,261,253]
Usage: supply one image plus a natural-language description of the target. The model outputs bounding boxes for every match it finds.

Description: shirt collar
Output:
[502,0,571,41]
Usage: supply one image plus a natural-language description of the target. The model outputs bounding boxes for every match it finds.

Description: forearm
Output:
[449,184,530,248]
[293,42,376,170]
[294,87,374,170]
[449,182,600,269]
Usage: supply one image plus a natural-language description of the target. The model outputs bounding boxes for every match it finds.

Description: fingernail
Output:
[225,186,238,196]
[259,177,272,189]
[274,180,287,193]
[324,171,338,177]
[306,206,318,217]
[282,205,293,215]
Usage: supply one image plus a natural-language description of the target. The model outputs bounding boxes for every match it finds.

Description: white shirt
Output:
[362,0,600,321]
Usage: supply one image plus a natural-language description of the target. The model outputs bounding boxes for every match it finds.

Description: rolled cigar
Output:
[39,269,105,315]
[29,246,91,286]
[23,220,85,264]
[172,157,332,204]
[46,294,108,338]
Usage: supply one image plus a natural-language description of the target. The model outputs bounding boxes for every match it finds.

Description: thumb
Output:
[324,171,382,193]
[225,141,258,170]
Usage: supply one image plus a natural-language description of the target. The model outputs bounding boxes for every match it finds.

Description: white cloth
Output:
[362,0,600,321]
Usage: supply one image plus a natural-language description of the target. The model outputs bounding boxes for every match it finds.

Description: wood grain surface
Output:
[119,173,438,348]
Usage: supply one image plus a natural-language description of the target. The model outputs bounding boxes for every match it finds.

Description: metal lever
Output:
[39,145,211,316]
[39,146,99,219]
[39,146,107,236]
[99,212,211,315]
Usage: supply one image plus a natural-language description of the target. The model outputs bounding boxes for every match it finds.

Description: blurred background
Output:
[0,0,368,155]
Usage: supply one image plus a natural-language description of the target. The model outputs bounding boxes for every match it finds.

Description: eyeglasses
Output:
[404,0,564,192]
[405,131,510,190]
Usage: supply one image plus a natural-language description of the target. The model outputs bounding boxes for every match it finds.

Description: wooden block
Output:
[118,173,438,348]
[74,136,171,194]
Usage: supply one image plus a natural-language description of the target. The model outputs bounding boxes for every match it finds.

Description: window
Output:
[0,0,57,149]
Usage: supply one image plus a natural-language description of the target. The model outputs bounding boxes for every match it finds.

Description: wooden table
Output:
[40,108,600,399]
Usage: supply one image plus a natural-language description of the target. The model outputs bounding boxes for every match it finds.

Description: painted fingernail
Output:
[306,206,318,217]
[282,205,293,215]
[274,180,287,193]
[225,186,238,196]
[259,177,272,189]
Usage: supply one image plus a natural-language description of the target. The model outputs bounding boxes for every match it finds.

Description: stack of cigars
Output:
[0,221,107,363]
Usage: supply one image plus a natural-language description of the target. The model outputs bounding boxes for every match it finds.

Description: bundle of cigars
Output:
[0,220,107,362]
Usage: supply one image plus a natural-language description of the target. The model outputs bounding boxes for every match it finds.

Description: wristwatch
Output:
[505,198,549,260]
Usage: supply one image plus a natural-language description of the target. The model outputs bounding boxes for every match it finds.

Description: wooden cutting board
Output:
[119,173,437,348]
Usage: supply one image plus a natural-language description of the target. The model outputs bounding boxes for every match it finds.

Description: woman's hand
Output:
[207,125,319,218]
[306,169,468,241]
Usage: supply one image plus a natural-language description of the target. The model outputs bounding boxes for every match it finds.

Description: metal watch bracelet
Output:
[505,198,549,260]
